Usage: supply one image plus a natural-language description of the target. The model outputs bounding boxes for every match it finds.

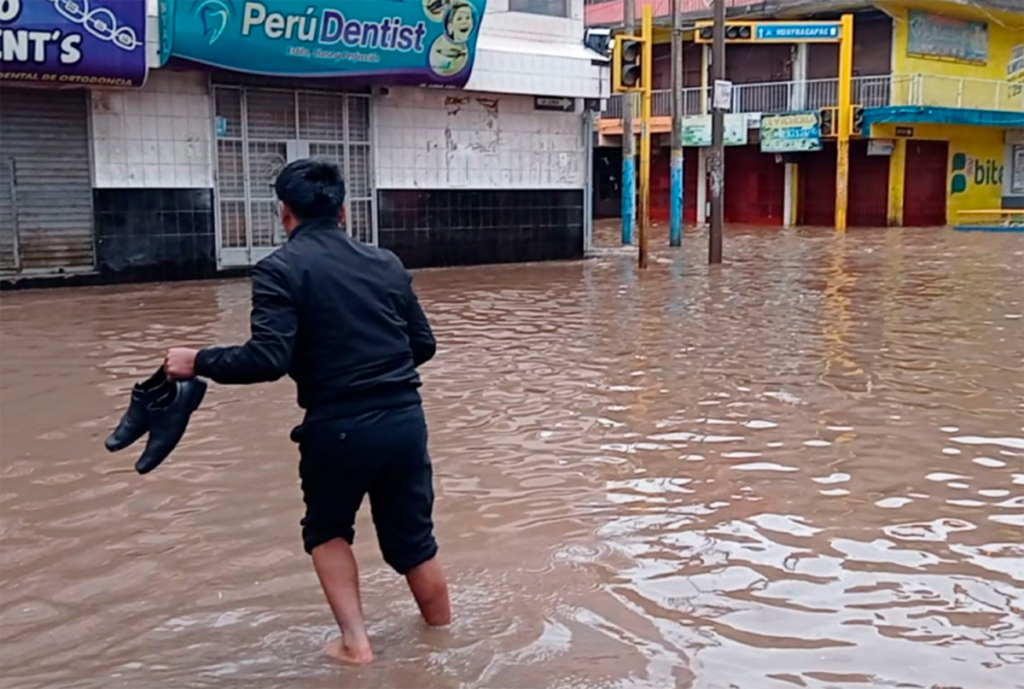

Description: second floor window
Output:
[509,0,569,17]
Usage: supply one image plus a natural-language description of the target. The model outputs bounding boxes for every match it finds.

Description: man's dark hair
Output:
[274,158,346,221]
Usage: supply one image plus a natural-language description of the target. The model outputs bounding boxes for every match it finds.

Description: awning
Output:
[863,106,1024,130]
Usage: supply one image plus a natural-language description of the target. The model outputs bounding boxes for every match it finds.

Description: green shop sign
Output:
[159,0,486,86]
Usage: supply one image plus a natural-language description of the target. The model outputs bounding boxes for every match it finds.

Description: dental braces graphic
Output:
[45,0,142,51]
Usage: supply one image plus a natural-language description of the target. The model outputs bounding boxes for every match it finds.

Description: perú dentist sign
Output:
[161,0,487,87]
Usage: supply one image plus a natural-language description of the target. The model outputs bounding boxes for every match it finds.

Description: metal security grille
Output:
[0,154,14,273]
[0,89,94,275]
[213,86,374,268]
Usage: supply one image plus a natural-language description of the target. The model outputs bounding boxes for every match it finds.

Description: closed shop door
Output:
[213,85,374,268]
[798,143,837,227]
[0,89,94,274]
[904,140,948,227]
[725,145,785,225]
[684,147,698,224]
[848,140,889,227]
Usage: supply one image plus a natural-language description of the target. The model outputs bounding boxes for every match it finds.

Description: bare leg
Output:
[311,538,374,664]
[405,557,451,626]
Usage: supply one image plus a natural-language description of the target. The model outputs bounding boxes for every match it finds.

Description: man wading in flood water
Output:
[162,159,450,664]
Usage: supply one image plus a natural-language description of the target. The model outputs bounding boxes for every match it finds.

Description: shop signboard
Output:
[161,0,487,87]
[679,114,748,147]
[760,111,822,153]
[0,0,148,87]
[907,9,988,65]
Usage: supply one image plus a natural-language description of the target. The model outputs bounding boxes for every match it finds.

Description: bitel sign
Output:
[160,0,486,87]
[0,0,148,87]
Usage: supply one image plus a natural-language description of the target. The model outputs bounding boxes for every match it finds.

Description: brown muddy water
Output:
[2,227,1023,689]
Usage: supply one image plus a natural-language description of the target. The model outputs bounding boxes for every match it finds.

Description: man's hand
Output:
[165,348,199,380]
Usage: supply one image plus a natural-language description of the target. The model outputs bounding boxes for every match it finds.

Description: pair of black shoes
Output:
[105,368,207,474]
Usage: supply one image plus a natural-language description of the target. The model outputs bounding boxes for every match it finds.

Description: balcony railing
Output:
[584,0,762,27]
[602,74,1023,120]
[895,74,1023,112]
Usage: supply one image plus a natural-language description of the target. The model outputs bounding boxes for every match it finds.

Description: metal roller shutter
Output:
[0,89,94,273]
[0,145,13,272]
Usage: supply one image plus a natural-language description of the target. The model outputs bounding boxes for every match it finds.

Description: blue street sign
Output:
[756,23,841,41]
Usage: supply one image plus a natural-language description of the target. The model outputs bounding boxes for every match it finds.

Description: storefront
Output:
[210,78,373,268]
[0,0,148,277]
[2,0,605,284]
[158,0,604,271]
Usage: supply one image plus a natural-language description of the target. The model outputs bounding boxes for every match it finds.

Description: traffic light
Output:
[819,107,836,137]
[852,106,865,136]
[694,22,756,43]
[613,36,644,92]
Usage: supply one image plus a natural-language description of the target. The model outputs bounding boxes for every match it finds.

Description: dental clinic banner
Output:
[161,0,486,87]
[0,0,148,87]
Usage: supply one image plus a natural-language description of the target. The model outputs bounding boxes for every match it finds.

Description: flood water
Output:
[2,227,1023,689]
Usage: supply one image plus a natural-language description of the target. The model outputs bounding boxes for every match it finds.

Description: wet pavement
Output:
[2,226,1023,689]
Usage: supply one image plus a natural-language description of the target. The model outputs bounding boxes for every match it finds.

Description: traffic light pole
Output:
[708,0,725,264]
[638,5,652,269]
[621,0,636,246]
[669,0,683,247]
[834,13,854,232]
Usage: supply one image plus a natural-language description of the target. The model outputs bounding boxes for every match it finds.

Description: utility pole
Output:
[708,0,725,264]
[638,4,652,269]
[834,13,854,232]
[669,0,684,247]
[621,0,636,246]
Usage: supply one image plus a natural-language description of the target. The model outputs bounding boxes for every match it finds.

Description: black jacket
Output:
[195,219,435,422]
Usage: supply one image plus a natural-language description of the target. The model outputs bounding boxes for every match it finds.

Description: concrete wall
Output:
[467,0,607,99]
[375,88,585,190]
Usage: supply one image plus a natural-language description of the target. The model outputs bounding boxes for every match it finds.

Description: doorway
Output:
[903,140,948,227]
[213,86,374,268]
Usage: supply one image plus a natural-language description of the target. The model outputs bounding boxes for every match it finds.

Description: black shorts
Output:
[295,403,437,574]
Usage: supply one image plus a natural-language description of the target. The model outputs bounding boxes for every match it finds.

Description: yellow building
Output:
[591,0,1024,228]
[871,0,1024,226]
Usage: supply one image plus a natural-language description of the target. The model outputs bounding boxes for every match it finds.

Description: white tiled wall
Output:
[375,87,585,189]
[91,71,213,189]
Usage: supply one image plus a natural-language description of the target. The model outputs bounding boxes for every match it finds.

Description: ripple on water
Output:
[883,518,978,542]
[951,435,1024,450]
[732,462,799,472]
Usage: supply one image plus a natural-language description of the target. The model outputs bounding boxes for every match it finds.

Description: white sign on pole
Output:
[713,79,733,111]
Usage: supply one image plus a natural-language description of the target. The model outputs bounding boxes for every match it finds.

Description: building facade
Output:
[591,0,1024,229]
[0,0,608,285]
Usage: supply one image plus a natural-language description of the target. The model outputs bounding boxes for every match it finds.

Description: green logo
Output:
[951,152,1003,195]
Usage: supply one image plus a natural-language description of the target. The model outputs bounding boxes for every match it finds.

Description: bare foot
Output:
[324,636,374,665]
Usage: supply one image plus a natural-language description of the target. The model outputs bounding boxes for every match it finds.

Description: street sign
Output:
[535,96,575,112]
[713,79,733,111]
[755,23,841,42]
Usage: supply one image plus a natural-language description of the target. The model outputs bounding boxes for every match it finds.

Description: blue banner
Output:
[162,0,486,87]
[0,0,148,87]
